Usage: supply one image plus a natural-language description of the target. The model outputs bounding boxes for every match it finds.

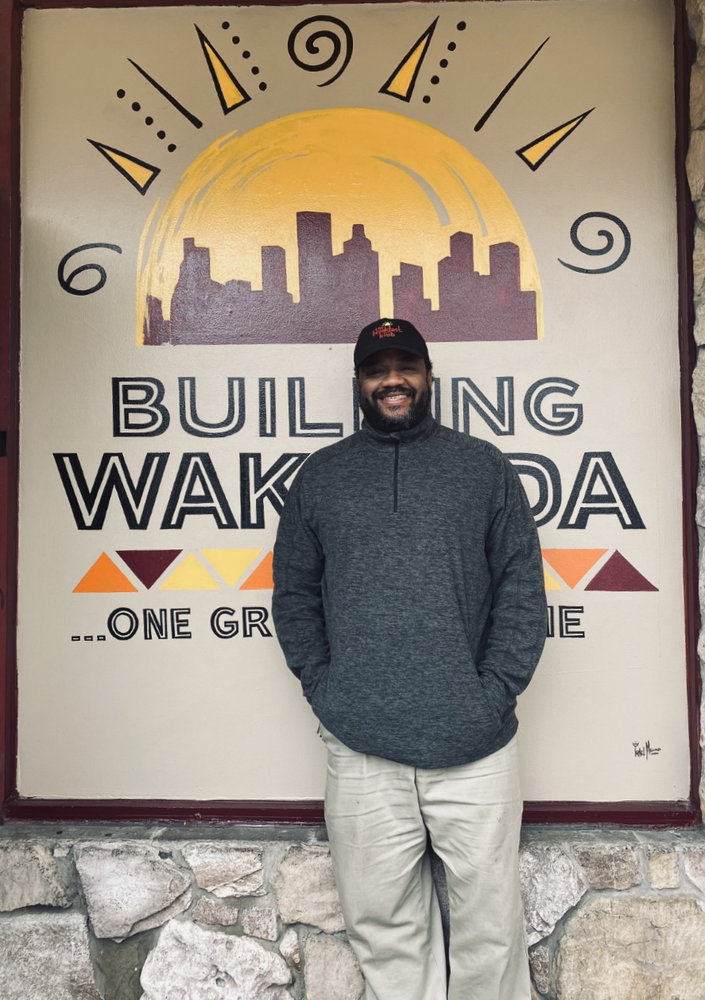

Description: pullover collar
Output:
[360,411,439,448]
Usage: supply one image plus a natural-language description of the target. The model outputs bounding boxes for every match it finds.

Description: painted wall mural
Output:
[19,0,687,802]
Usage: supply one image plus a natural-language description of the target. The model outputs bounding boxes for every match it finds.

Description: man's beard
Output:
[360,383,432,433]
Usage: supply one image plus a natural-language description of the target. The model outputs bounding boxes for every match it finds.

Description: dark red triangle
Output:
[584,551,657,592]
[116,549,182,589]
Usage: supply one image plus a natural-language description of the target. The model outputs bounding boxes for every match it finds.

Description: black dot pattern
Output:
[424,21,466,104]
[221,21,266,91]
[116,88,177,151]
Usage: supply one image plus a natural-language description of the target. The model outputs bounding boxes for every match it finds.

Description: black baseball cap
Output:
[354,318,430,370]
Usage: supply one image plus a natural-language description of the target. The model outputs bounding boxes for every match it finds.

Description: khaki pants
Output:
[320,727,530,1000]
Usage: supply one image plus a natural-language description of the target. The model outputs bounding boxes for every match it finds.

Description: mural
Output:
[137,108,541,345]
[18,0,688,803]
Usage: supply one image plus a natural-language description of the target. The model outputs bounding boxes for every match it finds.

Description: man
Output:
[272,318,546,1000]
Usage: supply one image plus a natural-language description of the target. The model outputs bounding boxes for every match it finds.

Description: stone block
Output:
[572,845,641,890]
[242,905,278,941]
[696,485,705,528]
[181,843,265,898]
[683,848,705,893]
[648,851,680,890]
[555,896,705,1000]
[698,626,705,664]
[691,355,705,437]
[273,845,345,933]
[0,911,101,1000]
[695,195,705,227]
[74,841,191,940]
[520,847,587,946]
[192,897,239,926]
[303,934,364,1000]
[279,927,301,971]
[140,918,292,1000]
[687,0,705,51]
[0,842,70,912]
[529,944,550,995]
[694,226,705,299]
[687,130,705,201]
[695,297,705,346]
[693,62,705,130]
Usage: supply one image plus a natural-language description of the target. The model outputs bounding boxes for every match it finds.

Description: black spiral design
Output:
[287,16,353,87]
[57,243,123,295]
[558,212,631,274]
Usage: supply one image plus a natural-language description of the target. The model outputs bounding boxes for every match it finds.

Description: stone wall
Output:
[2,824,705,1000]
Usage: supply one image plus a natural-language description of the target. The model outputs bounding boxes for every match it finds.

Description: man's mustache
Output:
[373,387,414,400]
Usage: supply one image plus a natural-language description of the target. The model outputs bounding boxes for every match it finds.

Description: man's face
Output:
[357,349,433,433]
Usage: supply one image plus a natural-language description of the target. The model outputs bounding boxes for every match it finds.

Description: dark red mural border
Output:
[674,0,702,826]
[0,0,700,827]
[0,0,22,823]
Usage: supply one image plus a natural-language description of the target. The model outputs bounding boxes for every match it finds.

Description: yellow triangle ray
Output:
[87,140,160,195]
[516,109,593,171]
[159,553,220,591]
[380,19,438,103]
[200,548,263,587]
[544,567,563,591]
[196,26,251,114]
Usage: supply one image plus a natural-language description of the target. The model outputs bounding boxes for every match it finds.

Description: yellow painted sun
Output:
[137,107,542,340]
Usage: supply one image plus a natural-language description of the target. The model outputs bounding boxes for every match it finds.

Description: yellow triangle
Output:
[159,553,220,591]
[380,19,437,102]
[517,110,593,170]
[108,151,153,189]
[544,567,562,591]
[196,27,250,113]
[88,140,160,195]
[200,548,262,587]
[384,37,428,99]
[205,39,248,109]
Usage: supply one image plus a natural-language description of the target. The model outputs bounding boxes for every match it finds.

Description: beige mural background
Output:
[18,0,688,800]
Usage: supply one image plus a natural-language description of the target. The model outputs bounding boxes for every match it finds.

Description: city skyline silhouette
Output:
[142,211,538,346]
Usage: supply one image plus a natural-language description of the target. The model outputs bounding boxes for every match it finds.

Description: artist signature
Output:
[633,741,661,759]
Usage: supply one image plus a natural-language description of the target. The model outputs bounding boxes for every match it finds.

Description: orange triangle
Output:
[74,552,138,593]
[542,549,608,589]
[240,551,273,590]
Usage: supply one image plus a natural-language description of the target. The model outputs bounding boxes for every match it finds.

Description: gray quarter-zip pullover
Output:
[272,413,547,768]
